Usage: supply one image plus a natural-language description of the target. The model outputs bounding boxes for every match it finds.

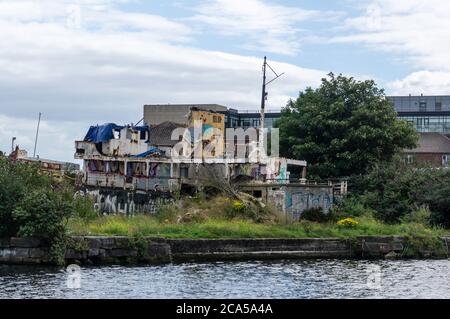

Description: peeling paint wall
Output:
[79,188,175,214]
[240,184,334,220]
[280,186,333,220]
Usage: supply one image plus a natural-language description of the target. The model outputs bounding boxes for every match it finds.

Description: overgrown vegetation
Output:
[346,158,450,226]
[67,214,450,239]
[0,157,97,265]
[276,73,418,179]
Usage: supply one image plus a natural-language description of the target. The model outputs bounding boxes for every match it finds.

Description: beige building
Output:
[144,104,228,126]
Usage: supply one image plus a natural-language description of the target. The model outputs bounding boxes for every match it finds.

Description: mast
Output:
[33,112,41,158]
[260,56,267,133]
[259,57,284,158]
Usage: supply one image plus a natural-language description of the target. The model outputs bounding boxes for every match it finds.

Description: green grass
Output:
[67,215,450,239]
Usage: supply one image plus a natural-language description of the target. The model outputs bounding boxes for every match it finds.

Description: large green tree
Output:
[276,73,418,179]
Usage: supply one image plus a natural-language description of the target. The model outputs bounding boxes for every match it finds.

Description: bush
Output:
[419,173,450,228]
[12,189,72,239]
[331,195,374,220]
[401,207,431,226]
[0,158,52,236]
[73,195,98,221]
[300,207,329,223]
[0,158,75,265]
[225,200,257,221]
[336,217,359,228]
[349,159,450,226]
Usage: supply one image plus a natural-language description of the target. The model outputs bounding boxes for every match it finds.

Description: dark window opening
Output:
[253,190,262,198]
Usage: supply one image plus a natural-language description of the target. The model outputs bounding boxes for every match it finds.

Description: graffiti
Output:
[266,158,287,182]
[80,187,174,214]
[271,190,285,212]
[267,186,334,221]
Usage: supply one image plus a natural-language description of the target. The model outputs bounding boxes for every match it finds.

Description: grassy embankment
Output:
[67,215,450,239]
[68,196,450,239]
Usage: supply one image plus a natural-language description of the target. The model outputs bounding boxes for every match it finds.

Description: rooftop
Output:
[406,133,450,154]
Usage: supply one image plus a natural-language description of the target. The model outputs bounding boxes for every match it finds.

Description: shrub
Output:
[0,158,52,236]
[336,218,359,228]
[225,200,257,221]
[0,158,76,265]
[401,207,431,226]
[331,195,374,220]
[350,159,450,226]
[300,207,329,223]
[73,195,98,221]
[12,189,72,239]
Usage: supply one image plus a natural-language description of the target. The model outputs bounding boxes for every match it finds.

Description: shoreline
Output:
[1,236,449,265]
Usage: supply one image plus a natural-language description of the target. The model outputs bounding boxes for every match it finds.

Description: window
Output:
[140,130,146,140]
[406,155,414,164]
[443,155,450,166]
[419,101,427,112]
[180,166,189,178]
[213,115,218,123]
[435,102,442,111]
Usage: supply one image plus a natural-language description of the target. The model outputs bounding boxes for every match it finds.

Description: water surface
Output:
[1,259,449,298]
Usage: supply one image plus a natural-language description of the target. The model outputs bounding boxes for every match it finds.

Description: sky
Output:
[1,0,450,163]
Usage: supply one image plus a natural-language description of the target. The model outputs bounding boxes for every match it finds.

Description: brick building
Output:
[404,133,450,167]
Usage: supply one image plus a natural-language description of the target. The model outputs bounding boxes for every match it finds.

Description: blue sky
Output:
[0,0,449,162]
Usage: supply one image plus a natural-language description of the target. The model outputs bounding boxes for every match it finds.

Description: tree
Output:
[276,73,418,179]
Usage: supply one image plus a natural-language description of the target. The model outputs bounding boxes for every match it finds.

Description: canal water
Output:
[1,259,449,298]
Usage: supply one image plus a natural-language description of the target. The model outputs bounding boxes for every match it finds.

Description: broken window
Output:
[180,165,189,178]
[106,161,124,175]
[127,162,147,177]
[87,160,106,173]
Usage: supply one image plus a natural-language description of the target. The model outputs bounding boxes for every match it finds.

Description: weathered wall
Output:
[277,185,333,220]
[240,184,334,220]
[1,236,449,265]
[80,187,175,214]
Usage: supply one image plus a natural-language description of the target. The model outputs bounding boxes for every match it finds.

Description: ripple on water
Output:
[1,259,450,299]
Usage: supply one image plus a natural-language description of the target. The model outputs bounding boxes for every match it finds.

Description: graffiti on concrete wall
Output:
[268,186,333,220]
[77,187,174,214]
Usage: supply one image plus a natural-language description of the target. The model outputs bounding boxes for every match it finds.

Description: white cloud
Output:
[189,0,341,56]
[0,0,327,160]
[387,71,450,95]
[333,0,450,94]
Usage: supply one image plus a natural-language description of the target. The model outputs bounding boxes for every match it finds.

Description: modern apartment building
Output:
[388,95,450,135]
[144,96,450,135]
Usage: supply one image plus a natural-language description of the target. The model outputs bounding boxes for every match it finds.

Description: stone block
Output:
[0,238,10,248]
[29,248,47,258]
[108,248,137,257]
[10,237,41,248]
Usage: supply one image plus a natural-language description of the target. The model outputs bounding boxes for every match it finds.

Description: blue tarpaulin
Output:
[84,123,124,143]
[131,147,162,158]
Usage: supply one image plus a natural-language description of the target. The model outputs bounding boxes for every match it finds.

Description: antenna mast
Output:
[260,56,267,133]
[259,57,284,155]
[33,112,42,158]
